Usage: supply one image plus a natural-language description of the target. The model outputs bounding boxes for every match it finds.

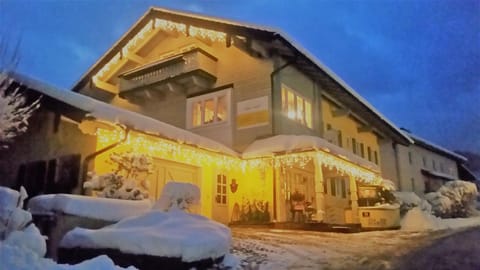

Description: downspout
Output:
[270,58,293,221]
[80,127,130,195]
[393,142,403,191]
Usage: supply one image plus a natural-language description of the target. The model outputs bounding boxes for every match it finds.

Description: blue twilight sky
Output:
[2,0,479,153]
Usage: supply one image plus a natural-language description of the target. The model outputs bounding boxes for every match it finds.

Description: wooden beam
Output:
[332,108,350,117]
[132,27,161,54]
[166,82,184,94]
[93,79,118,94]
[125,52,146,65]
[103,57,128,82]
[357,125,373,133]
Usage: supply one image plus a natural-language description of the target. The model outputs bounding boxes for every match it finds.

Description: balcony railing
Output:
[118,48,217,95]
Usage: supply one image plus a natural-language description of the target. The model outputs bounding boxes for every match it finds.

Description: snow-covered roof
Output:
[243,134,379,171]
[71,7,412,145]
[5,72,238,157]
[403,131,467,162]
[9,73,238,156]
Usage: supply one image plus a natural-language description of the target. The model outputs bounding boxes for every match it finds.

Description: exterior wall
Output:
[273,64,320,137]
[320,98,381,167]
[396,144,460,195]
[378,139,400,186]
[79,35,273,152]
[0,108,96,194]
[93,129,274,224]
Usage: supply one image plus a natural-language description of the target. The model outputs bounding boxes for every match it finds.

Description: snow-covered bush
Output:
[152,182,200,212]
[0,74,40,148]
[425,180,478,218]
[84,152,152,200]
[394,191,432,216]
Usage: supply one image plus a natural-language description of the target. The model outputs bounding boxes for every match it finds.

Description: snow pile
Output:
[60,209,231,262]
[28,194,152,222]
[400,207,443,231]
[0,186,135,270]
[425,180,478,218]
[0,243,136,270]
[152,181,200,212]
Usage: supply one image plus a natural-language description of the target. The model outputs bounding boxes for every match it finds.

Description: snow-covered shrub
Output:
[425,180,478,218]
[84,152,152,200]
[152,182,200,212]
[0,186,46,257]
[0,74,40,148]
[394,191,432,216]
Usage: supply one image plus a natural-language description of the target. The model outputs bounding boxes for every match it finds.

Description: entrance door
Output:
[212,173,229,224]
[283,167,315,222]
[323,176,350,224]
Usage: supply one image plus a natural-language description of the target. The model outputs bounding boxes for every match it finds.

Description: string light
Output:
[93,18,227,85]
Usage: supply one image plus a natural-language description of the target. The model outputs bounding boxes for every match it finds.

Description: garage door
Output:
[149,159,200,201]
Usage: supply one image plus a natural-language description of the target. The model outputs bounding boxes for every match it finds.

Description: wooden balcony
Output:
[118,48,217,99]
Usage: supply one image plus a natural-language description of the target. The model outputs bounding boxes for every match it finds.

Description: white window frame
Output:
[281,84,313,129]
[186,88,231,129]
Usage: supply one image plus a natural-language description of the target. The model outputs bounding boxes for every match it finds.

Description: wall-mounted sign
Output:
[236,96,269,129]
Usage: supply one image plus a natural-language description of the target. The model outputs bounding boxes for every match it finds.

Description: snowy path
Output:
[231,227,471,270]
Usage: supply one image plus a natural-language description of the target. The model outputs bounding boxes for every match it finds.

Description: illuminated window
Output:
[215,174,227,205]
[187,88,231,128]
[281,85,312,128]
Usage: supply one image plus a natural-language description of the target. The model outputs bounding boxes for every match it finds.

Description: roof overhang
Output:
[71,6,412,145]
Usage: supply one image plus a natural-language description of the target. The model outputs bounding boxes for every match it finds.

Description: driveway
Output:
[231,227,474,269]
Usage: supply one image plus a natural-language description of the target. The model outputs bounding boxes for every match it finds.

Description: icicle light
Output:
[96,129,382,185]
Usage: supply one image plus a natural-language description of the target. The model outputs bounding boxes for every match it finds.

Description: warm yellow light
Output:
[93,18,227,85]
[96,128,383,186]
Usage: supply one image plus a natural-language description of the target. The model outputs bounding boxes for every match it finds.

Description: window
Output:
[374,151,379,165]
[352,138,357,154]
[330,178,336,196]
[367,146,372,161]
[187,89,231,128]
[408,152,413,164]
[440,163,445,172]
[215,174,227,205]
[360,143,365,158]
[422,156,427,167]
[281,85,312,128]
[432,160,437,170]
[337,130,343,147]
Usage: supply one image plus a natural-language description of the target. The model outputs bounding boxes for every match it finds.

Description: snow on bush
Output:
[60,209,231,263]
[152,182,200,212]
[28,194,152,222]
[394,191,432,216]
[381,179,396,191]
[0,74,40,148]
[83,152,152,200]
[425,180,478,218]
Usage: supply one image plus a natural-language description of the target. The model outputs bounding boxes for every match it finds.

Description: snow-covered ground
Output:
[231,219,480,270]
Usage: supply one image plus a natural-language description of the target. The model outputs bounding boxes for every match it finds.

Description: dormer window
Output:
[281,85,312,128]
[187,88,231,128]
